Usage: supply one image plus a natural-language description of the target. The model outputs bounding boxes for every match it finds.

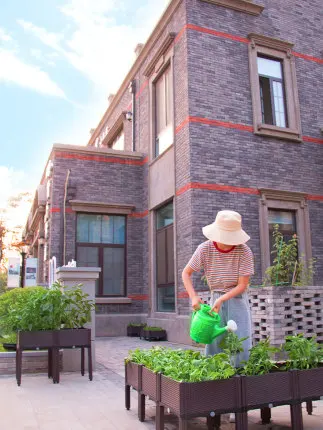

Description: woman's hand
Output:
[210,298,223,314]
[191,295,202,311]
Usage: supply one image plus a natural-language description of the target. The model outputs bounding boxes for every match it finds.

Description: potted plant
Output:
[140,326,167,341]
[127,322,146,337]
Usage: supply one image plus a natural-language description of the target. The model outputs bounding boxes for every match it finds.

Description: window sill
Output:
[200,0,264,16]
[95,297,132,304]
[255,124,302,142]
[149,143,174,167]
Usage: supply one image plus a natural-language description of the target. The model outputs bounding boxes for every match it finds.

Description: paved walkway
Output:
[0,337,322,429]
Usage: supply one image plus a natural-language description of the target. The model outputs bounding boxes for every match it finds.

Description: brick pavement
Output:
[0,337,322,429]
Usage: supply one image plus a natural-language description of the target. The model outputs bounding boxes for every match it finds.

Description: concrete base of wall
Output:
[96,314,148,337]
[0,351,62,375]
[146,315,194,345]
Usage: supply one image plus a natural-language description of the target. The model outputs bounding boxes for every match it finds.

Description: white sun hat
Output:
[202,210,250,246]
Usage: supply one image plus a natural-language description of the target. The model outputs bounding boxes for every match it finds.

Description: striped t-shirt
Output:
[188,241,254,292]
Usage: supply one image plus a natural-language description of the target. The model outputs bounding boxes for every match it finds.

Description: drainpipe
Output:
[129,80,136,151]
[63,169,71,265]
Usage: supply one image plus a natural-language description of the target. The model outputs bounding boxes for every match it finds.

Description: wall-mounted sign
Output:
[7,257,20,288]
[25,258,38,287]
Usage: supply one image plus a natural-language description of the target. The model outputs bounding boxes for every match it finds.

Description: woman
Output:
[182,210,254,364]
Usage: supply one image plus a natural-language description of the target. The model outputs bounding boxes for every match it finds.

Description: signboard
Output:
[25,258,38,287]
[7,257,20,288]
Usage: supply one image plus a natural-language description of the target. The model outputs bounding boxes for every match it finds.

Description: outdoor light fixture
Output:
[125,111,133,122]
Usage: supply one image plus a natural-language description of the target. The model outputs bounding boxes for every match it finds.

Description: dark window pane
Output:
[166,226,174,284]
[76,246,100,295]
[156,202,173,229]
[259,76,273,125]
[101,215,113,244]
[156,229,167,286]
[88,215,101,243]
[114,216,126,244]
[157,286,175,312]
[103,248,125,296]
[77,214,90,242]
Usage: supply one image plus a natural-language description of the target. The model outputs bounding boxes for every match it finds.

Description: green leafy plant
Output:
[127,322,146,327]
[127,347,235,382]
[143,326,164,331]
[219,332,248,366]
[241,338,279,376]
[59,282,95,329]
[263,225,316,287]
[283,334,323,370]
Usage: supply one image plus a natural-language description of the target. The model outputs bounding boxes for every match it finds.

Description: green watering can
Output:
[190,304,237,344]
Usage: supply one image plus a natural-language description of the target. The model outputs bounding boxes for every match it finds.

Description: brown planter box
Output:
[241,371,294,410]
[141,366,158,400]
[297,367,323,401]
[17,330,55,349]
[127,325,146,337]
[125,361,140,390]
[58,328,91,348]
[140,329,167,341]
[160,374,242,417]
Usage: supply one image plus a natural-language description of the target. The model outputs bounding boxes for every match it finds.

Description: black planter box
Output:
[297,367,323,401]
[2,343,16,351]
[127,325,146,337]
[140,329,167,341]
[17,330,55,349]
[58,328,91,348]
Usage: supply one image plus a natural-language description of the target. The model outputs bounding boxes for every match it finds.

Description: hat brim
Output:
[202,223,250,246]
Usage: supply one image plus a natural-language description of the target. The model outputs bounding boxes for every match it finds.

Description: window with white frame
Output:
[155,65,173,157]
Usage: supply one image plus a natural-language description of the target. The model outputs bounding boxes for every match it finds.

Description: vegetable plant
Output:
[127,347,235,382]
[241,338,279,376]
[219,332,248,367]
[143,326,164,331]
[283,334,323,370]
[127,322,146,327]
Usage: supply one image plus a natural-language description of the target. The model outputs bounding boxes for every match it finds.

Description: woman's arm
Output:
[182,265,202,310]
[210,275,250,313]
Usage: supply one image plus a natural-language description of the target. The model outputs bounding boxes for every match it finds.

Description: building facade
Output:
[24,0,323,343]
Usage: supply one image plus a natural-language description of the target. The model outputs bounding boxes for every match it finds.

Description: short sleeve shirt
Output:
[188,241,254,292]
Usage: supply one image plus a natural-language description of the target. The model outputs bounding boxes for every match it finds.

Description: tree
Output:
[0,219,6,266]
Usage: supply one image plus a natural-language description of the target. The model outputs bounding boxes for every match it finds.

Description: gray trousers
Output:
[205,291,252,366]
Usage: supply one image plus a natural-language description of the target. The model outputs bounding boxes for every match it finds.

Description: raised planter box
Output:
[58,328,91,347]
[127,325,146,337]
[297,367,323,401]
[140,329,167,341]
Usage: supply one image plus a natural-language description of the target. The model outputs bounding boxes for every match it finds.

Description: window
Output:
[156,202,175,312]
[268,209,297,264]
[154,65,173,157]
[259,190,312,277]
[258,57,287,128]
[248,33,302,142]
[110,130,124,151]
[76,214,126,296]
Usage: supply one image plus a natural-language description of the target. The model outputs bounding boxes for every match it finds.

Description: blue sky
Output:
[0,0,168,226]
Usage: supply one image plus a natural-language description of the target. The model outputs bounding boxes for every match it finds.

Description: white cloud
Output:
[0,27,13,42]
[18,1,170,95]
[0,48,66,98]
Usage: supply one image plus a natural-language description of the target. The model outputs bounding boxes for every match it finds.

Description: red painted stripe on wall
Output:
[50,208,74,214]
[292,51,323,65]
[136,80,149,99]
[176,182,259,196]
[303,136,323,144]
[129,210,149,218]
[176,24,323,65]
[128,294,149,301]
[176,116,323,145]
[54,151,148,166]
[307,194,323,202]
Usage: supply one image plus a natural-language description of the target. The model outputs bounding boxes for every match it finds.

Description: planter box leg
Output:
[16,347,22,387]
[178,417,188,430]
[81,347,85,376]
[207,415,221,429]
[290,404,304,430]
[261,407,271,424]
[235,412,248,430]
[48,348,52,379]
[125,385,131,410]
[88,345,93,381]
[138,393,145,422]
[306,401,313,415]
[156,404,164,430]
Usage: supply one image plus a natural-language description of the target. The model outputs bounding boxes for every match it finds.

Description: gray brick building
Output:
[24,0,322,343]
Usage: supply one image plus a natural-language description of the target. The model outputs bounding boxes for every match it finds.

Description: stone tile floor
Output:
[0,336,322,429]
